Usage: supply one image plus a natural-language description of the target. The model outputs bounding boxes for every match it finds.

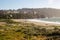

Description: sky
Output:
[0,0,60,9]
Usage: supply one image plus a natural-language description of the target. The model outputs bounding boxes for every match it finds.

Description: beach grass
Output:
[0,19,60,40]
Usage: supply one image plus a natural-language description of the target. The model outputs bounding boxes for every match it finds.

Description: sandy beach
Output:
[12,19,60,26]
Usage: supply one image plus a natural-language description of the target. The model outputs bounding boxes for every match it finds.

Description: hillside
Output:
[0,19,60,40]
[0,8,60,19]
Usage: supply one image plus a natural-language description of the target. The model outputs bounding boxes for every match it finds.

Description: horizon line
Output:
[0,7,60,10]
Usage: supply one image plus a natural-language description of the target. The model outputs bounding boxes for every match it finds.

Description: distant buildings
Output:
[7,10,19,13]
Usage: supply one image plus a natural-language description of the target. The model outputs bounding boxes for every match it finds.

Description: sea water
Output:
[27,18,60,24]
[39,17,60,22]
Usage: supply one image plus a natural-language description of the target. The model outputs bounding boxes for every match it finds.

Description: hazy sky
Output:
[0,0,60,9]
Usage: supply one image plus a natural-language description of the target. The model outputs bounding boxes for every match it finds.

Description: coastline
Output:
[27,19,60,25]
[12,19,60,26]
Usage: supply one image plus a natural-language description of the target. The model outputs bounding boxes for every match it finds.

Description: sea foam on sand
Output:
[27,19,60,25]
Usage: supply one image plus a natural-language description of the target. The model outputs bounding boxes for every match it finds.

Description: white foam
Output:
[27,19,60,24]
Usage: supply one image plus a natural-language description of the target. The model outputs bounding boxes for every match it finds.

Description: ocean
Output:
[39,18,60,22]
[27,18,60,24]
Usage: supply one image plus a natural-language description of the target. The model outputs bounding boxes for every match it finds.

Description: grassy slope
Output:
[0,19,60,40]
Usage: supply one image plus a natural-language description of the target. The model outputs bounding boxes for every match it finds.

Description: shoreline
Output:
[27,19,60,25]
[12,19,60,26]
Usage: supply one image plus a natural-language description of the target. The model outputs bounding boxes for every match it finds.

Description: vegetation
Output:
[1,8,60,19]
[0,19,60,40]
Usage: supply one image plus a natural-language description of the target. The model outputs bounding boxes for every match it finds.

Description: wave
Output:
[27,19,60,24]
